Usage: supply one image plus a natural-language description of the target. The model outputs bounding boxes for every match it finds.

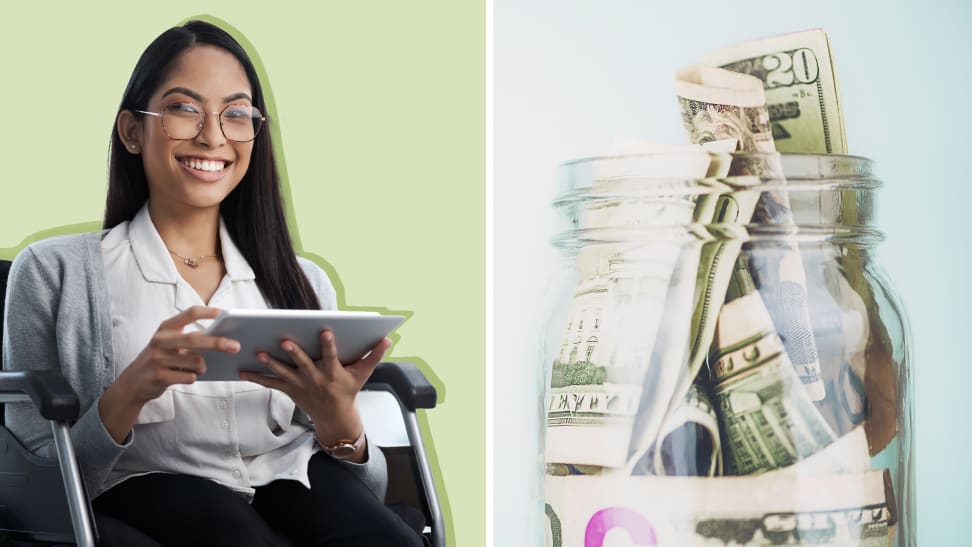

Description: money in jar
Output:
[539,150,913,547]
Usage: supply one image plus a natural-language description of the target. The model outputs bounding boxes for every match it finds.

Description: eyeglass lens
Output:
[161,103,263,142]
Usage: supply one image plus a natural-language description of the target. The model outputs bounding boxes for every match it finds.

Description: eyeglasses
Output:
[136,102,266,143]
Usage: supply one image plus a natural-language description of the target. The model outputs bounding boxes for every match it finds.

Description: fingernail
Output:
[324,332,334,342]
[257,353,269,364]
[283,342,294,352]
[226,340,241,353]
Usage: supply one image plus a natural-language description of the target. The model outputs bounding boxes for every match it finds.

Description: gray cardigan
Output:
[1,231,387,499]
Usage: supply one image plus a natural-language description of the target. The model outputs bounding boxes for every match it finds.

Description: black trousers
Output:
[92,452,424,547]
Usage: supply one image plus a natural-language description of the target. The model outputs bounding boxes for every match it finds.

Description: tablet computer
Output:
[197,309,405,381]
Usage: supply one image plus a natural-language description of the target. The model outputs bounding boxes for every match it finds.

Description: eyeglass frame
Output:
[134,103,268,143]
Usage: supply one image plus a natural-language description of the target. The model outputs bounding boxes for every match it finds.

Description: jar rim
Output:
[557,151,878,201]
[553,152,884,249]
[559,150,874,168]
[552,224,886,249]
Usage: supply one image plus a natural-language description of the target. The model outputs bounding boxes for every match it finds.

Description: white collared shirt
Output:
[101,204,320,496]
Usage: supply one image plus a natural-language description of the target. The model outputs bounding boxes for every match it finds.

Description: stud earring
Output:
[130,144,136,149]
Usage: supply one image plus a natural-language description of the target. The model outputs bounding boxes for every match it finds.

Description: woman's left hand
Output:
[240,330,391,463]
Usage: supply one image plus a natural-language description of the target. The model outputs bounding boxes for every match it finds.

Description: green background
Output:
[0,3,485,546]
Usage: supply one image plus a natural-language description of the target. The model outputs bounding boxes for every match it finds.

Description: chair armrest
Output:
[366,362,437,411]
[0,371,80,421]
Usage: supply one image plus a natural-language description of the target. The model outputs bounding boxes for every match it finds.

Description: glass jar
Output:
[539,152,913,547]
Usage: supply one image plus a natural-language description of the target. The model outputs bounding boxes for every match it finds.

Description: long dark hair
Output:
[105,20,320,310]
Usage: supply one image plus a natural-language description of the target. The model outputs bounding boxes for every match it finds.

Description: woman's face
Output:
[129,45,255,214]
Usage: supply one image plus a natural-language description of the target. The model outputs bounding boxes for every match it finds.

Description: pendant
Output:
[184,258,200,268]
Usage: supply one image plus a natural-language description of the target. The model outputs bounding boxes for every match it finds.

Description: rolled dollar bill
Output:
[706,28,898,451]
[749,240,827,401]
[701,29,846,154]
[711,257,837,475]
[627,383,721,477]
[675,65,775,153]
[545,469,893,547]
[676,64,827,401]
[546,146,710,468]
[621,243,703,476]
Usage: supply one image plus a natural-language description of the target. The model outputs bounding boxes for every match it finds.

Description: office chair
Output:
[0,259,445,547]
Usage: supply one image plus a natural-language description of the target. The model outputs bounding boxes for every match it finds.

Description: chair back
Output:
[0,258,79,542]
[1,259,10,373]
[1,259,11,426]
[0,426,77,543]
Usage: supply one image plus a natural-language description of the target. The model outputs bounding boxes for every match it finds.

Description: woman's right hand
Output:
[118,306,241,404]
[98,306,241,443]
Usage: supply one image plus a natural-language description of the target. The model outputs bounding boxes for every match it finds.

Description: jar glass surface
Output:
[540,152,913,547]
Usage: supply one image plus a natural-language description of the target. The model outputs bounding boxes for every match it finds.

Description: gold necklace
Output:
[166,248,220,269]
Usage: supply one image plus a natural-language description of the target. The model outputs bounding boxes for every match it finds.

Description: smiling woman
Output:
[112,44,263,304]
[2,20,423,547]
[120,50,258,206]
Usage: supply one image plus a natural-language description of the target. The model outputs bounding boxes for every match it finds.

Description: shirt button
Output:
[233,469,242,479]
[219,400,229,409]
[220,420,230,430]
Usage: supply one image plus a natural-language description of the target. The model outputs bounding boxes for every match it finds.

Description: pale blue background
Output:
[495,0,972,544]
